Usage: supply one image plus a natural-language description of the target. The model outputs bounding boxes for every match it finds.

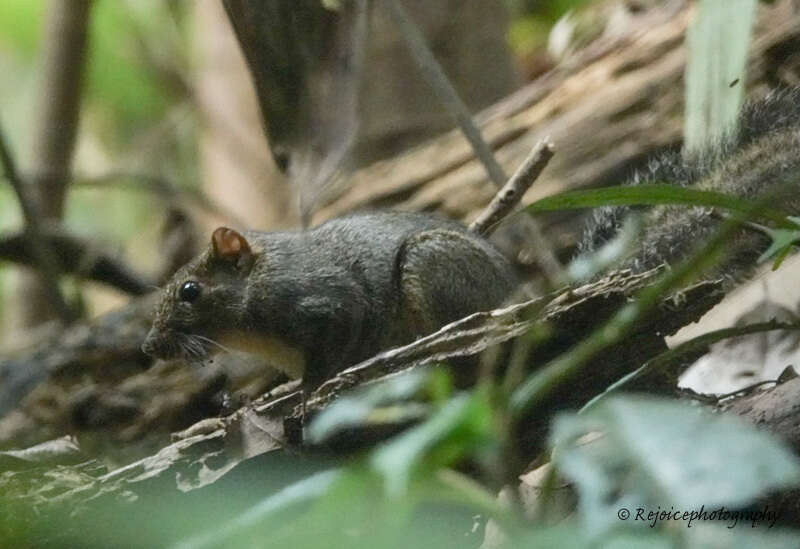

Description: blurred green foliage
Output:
[0,0,43,57]
[0,0,195,316]
[506,0,592,23]
[10,373,792,548]
[88,1,172,142]
[505,0,591,56]
[0,0,180,143]
[2,2,800,547]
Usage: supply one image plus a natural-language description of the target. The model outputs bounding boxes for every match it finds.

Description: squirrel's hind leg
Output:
[397,228,516,337]
[396,228,515,386]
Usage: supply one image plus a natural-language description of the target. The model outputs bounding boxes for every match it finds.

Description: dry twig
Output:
[383,0,565,283]
[470,139,555,237]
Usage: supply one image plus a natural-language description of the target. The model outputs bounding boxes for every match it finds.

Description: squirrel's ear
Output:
[211,227,253,270]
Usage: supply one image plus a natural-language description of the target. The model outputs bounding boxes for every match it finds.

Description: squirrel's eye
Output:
[179,281,201,302]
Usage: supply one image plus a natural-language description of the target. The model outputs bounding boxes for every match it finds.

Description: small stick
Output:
[0,121,73,323]
[470,139,555,237]
[383,0,507,188]
[383,0,566,284]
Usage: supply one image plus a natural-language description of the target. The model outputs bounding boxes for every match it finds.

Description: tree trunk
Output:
[5,0,90,334]
[193,0,298,231]
[222,0,519,218]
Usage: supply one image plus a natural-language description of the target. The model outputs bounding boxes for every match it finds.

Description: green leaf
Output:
[758,219,800,267]
[551,396,800,538]
[684,0,756,152]
[426,367,454,404]
[370,390,493,496]
[420,469,509,520]
[524,184,795,228]
[306,370,430,444]
[247,466,508,549]
[0,0,43,58]
[278,468,416,549]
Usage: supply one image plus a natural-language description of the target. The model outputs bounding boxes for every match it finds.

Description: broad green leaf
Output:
[572,525,800,549]
[551,396,800,538]
[306,370,430,444]
[238,467,506,549]
[426,367,454,403]
[524,184,796,228]
[275,469,415,549]
[684,0,756,152]
[370,390,493,496]
[505,524,676,549]
[421,469,508,519]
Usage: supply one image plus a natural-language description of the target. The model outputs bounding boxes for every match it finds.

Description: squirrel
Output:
[578,87,800,280]
[141,211,518,389]
[143,88,800,392]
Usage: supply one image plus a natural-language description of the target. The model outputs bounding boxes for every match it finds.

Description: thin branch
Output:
[26,0,91,219]
[0,123,73,322]
[0,226,153,296]
[1,169,250,233]
[383,0,566,284]
[382,0,506,186]
[9,0,91,326]
[580,319,800,414]
[470,139,555,237]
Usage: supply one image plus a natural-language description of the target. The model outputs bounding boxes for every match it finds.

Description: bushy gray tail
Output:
[578,87,800,277]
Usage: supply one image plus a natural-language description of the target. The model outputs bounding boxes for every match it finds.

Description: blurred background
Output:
[0,0,593,345]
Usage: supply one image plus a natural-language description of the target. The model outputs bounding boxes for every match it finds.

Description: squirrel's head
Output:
[142,227,256,362]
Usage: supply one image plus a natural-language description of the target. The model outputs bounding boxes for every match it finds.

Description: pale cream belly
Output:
[217,333,306,379]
